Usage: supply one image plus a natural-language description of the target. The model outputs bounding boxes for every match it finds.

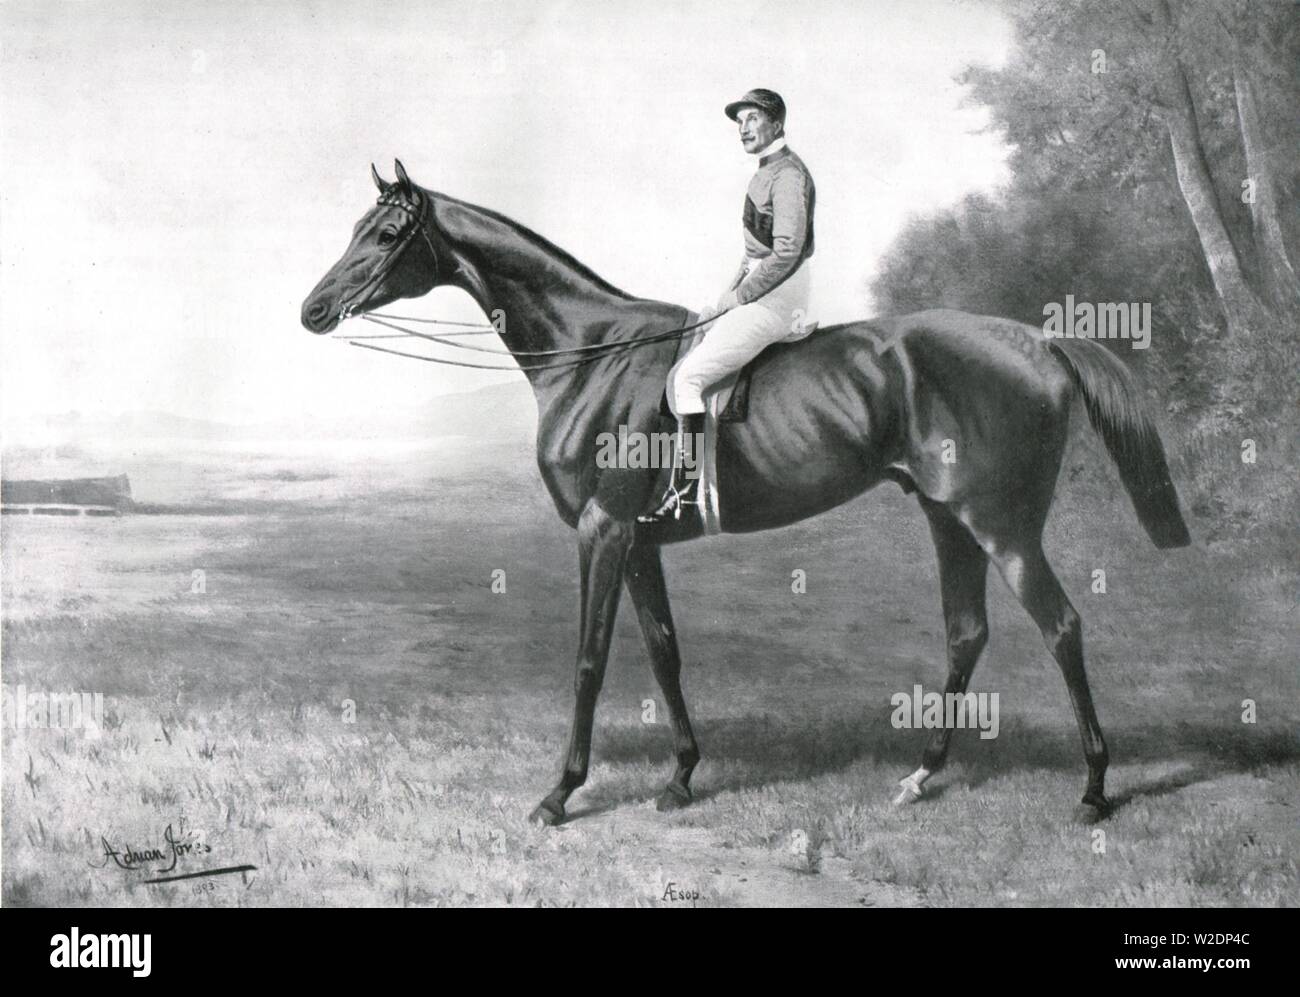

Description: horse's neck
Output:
[430,193,635,368]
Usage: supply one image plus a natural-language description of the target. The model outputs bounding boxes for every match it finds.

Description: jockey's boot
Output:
[638,413,706,524]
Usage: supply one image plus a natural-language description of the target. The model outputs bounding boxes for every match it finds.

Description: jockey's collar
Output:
[756,136,789,166]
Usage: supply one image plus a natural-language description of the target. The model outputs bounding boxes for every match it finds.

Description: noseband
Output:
[338,191,438,322]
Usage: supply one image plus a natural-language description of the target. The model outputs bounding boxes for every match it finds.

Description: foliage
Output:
[870,0,1299,550]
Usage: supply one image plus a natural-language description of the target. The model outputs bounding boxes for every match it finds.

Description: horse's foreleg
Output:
[897,498,991,805]
[529,500,633,826]
[624,542,700,811]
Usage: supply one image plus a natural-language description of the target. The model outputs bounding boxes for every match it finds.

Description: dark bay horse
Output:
[301,162,1190,825]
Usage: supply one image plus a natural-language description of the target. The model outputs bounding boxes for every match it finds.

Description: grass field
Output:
[2,429,1296,907]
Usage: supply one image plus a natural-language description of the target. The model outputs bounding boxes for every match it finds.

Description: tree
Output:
[1224,3,1300,305]
[896,0,1298,335]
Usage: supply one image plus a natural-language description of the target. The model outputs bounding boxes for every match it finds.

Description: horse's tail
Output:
[1049,338,1191,549]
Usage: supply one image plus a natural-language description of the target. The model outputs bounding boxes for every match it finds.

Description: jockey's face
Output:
[736,108,782,154]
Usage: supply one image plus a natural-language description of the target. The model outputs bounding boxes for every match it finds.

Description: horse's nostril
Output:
[302,298,336,332]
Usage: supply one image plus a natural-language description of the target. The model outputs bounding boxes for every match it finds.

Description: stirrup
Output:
[638,476,701,524]
[637,413,705,524]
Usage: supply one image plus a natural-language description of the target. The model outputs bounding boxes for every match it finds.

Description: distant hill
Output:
[4,409,247,443]
[1,473,133,510]
[389,381,538,443]
[1,381,539,451]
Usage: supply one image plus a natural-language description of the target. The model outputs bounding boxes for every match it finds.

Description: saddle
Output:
[655,315,819,535]
[658,314,820,422]
[657,351,753,421]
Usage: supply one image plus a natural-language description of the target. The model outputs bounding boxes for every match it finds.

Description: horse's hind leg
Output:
[895,497,990,806]
[1011,546,1110,819]
[966,513,1112,821]
[625,543,701,810]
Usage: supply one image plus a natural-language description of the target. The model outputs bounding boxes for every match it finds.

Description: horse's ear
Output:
[393,158,413,192]
[371,163,391,193]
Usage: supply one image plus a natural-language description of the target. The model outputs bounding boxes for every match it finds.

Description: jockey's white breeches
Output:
[669,261,813,417]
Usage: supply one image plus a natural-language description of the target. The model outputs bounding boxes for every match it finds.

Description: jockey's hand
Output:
[715,289,741,314]
[695,301,719,324]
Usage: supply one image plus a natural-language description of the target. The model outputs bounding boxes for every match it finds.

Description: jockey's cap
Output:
[724,88,786,125]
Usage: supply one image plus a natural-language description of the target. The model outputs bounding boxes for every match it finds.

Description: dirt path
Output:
[583,803,924,908]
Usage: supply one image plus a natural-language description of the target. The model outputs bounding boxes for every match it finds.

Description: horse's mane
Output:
[429,189,637,302]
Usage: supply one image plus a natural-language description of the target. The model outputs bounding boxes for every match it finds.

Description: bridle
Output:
[330,192,772,374]
[336,189,439,324]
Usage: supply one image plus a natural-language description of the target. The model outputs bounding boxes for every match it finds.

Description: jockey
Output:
[640,88,816,524]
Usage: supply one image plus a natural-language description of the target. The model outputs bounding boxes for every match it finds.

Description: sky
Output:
[0,0,1011,433]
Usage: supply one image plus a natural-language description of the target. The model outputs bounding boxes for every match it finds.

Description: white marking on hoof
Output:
[892,768,930,807]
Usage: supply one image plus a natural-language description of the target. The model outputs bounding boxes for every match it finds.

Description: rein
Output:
[331,192,744,373]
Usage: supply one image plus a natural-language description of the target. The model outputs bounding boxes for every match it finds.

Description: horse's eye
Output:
[378,230,398,246]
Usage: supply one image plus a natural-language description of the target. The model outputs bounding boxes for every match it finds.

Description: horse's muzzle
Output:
[301,295,338,334]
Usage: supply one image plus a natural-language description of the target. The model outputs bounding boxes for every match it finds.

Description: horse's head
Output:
[301,160,441,333]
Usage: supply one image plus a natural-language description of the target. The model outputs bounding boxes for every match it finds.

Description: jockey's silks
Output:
[734,145,816,305]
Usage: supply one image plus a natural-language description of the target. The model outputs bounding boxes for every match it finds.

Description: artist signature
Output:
[99,820,211,875]
[95,818,256,884]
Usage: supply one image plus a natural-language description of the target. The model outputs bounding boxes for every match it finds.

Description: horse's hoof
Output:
[656,784,692,812]
[1073,794,1113,824]
[892,776,925,808]
[528,801,565,827]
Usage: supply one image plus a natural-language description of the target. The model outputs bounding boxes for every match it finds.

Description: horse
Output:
[301,160,1190,826]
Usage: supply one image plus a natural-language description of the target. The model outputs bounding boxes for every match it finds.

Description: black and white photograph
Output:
[1,0,1296,920]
